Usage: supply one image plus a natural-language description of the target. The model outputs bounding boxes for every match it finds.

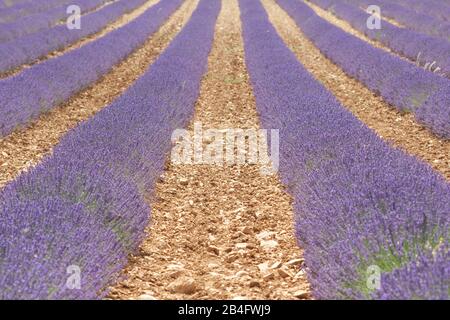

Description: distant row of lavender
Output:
[0,0,147,75]
[0,0,220,299]
[240,0,449,299]
[349,0,450,42]
[308,0,450,78]
[395,0,450,23]
[277,0,450,139]
[0,0,26,8]
[0,0,71,23]
[0,0,109,42]
[0,0,24,5]
[0,0,182,138]
[0,0,34,14]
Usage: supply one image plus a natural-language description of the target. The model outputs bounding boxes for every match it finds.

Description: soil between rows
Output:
[108,0,310,300]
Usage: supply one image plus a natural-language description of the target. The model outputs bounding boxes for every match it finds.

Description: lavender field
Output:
[0,0,448,302]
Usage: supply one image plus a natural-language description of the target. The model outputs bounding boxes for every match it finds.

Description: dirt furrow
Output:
[109,0,310,300]
[261,0,450,180]
[0,0,198,189]
[0,0,159,78]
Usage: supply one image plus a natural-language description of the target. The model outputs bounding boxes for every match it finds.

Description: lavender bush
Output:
[0,0,220,299]
[240,0,449,299]
[277,0,450,139]
[374,248,449,299]
[0,0,148,74]
[0,0,108,42]
[0,0,184,137]
[308,0,450,78]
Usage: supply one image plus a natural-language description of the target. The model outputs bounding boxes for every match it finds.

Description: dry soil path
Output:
[108,0,310,300]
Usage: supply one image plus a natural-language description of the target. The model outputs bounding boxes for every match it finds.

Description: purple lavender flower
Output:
[0,0,221,299]
[240,0,449,299]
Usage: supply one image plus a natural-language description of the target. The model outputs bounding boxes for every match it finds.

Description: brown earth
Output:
[108,0,310,300]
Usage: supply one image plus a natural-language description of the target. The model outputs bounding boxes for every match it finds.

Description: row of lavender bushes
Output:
[240,0,449,299]
[0,0,109,42]
[277,0,450,139]
[0,0,71,23]
[349,0,450,42]
[395,0,450,23]
[0,0,25,8]
[0,0,148,74]
[308,0,450,78]
[0,0,183,138]
[0,0,220,299]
